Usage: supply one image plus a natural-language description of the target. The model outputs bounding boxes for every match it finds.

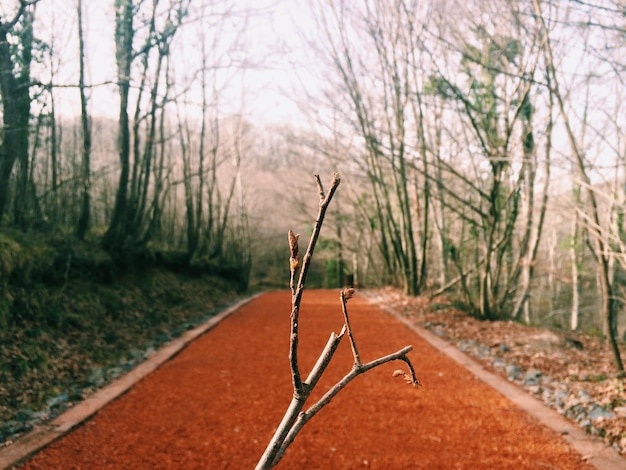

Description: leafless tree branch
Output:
[256,174,419,469]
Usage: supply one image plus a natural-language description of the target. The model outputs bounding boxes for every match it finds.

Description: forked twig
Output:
[255,174,419,470]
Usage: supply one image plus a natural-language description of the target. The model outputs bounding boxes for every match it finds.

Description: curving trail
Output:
[21,290,592,469]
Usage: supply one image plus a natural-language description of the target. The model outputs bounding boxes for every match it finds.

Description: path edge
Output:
[368,296,625,470]
[0,293,262,470]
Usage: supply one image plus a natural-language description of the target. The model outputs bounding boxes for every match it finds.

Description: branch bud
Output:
[393,369,415,386]
[341,287,355,302]
[288,230,299,257]
[288,230,300,272]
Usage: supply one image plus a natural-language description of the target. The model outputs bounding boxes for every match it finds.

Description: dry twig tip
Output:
[288,230,299,258]
[341,288,355,302]
[393,369,418,387]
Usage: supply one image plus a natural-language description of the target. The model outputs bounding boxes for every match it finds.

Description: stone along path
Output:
[14,290,607,469]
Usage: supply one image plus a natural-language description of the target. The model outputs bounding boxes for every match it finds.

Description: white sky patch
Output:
[31,0,319,126]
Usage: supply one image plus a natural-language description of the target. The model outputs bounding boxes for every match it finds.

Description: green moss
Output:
[0,232,22,281]
[583,373,607,383]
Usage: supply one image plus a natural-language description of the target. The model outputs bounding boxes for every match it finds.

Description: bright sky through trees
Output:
[31,0,315,124]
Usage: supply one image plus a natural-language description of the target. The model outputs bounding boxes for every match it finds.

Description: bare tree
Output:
[312,0,428,295]
[104,0,190,251]
[532,0,624,370]
[423,0,545,320]
[102,0,134,250]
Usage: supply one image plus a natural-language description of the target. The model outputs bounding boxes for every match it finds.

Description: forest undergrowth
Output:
[373,288,626,456]
[0,230,244,444]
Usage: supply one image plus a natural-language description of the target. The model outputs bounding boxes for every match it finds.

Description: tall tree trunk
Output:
[569,196,581,331]
[104,0,134,250]
[178,112,196,255]
[0,7,35,224]
[512,88,550,324]
[76,0,92,240]
[49,82,59,221]
[11,12,34,228]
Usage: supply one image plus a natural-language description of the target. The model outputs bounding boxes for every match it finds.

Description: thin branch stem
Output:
[255,329,346,470]
[341,288,361,366]
[275,346,416,464]
[305,326,347,390]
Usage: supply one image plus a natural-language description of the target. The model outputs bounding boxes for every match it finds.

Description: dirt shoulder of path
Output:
[369,287,626,458]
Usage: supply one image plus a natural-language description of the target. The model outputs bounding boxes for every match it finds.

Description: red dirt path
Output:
[21,290,593,469]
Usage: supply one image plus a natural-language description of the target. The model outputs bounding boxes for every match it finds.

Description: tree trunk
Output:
[76,0,92,240]
[569,211,580,331]
[104,0,134,250]
[0,8,34,224]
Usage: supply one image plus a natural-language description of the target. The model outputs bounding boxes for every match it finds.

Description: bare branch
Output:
[256,175,419,469]
[276,345,418,463]
[340,287,361,366]
[0,0,39,33]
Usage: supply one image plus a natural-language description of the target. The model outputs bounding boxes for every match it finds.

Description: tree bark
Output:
[76,0,92,240]
[104,0,134,251]
[0,5,36,223]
